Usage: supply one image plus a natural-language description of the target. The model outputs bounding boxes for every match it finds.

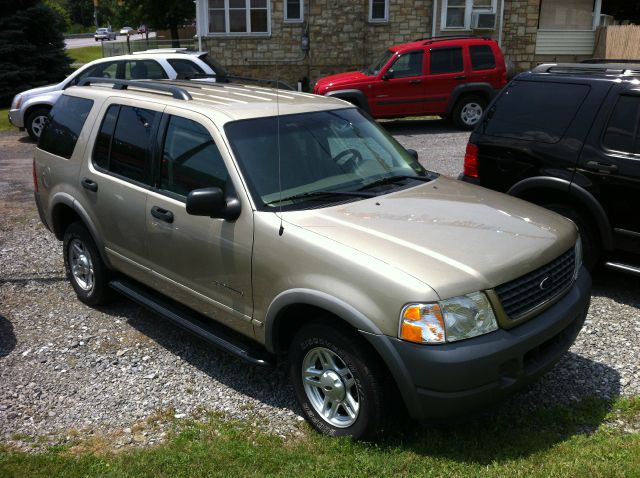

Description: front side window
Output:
[73,61,120,85]
[225,108,428,210]
[430,47,463,75]
[208,0,270,35]
[369,0,389,22]
[92,105,160,184]
[602,95,640,154]
[38,95,93,159]
[284,0,303,22]
[388,51,424,78]
[160,116,228,197]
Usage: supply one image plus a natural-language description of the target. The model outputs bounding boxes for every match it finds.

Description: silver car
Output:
[8,50,225,140]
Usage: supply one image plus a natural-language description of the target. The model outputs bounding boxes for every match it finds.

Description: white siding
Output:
[535,30,595,55]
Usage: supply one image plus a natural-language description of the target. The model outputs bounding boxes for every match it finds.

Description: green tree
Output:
[0,0,72,106]
[127,0,194,47]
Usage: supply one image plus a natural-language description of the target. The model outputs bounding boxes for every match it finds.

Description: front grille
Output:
[495,248,576,319]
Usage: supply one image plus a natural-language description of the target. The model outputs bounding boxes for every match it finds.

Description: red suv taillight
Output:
[463,143,479,178]
[33,158,39,193]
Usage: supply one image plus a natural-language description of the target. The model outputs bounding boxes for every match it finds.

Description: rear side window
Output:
[168,59,205,77]
[602,95,640,154]
[470,45,495,70]
[124,60,168,80]
[485,81,589,144]
[92,105,159,184]
[160,116,228,197]
[38,95,93,159]
[429,47,463,75]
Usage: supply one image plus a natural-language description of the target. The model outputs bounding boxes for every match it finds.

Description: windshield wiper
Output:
[358,174,435,191]
[265,190,375,206]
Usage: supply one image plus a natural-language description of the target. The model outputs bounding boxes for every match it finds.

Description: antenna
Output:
[275,52,284,237]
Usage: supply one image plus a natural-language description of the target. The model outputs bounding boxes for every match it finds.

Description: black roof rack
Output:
[77,77,192,100]
[176,73,295,91]
[412,35,491,44]
[581,58,640,64]
[532,63,640,76]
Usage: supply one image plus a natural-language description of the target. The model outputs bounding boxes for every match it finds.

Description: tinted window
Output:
[388,51,424,78]
[161,116,227,196]
[109,106,158,183]
[470,45,495,70]
[430,47,463,75]
[38,95,93,159]
[602,95,640,154]
[74,61,120,84]
[168,59,205,77]
[125,60,168,80]
[485,81,589,144]
[93,105,119,170]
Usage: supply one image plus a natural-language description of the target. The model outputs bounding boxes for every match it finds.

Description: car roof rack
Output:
[77,77,192,100]
[581,58,640,64]
[532,62,640,76]
[412,35,491,44]
[176,73,296,91]
[131,48,201,55]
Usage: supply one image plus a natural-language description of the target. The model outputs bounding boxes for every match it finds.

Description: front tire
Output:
[25,107,50,141]
[452,95,486,130]
[63,222,113,306]
[289,322,389,439]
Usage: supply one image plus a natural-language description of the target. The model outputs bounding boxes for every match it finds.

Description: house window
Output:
[442,0,495,30]
[369,0,389,23]
[284,0,303,23]
[208,0,270,35]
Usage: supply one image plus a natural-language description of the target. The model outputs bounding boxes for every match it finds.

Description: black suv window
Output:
[92,104,159,184]
[168,59,205,77]
[470,45,495,70]
[602,95,640,154]
[160,116,227,197]
[388,51,424,78]
[429,47,463,75]
[38,95,93,159]
[484,81,590,143]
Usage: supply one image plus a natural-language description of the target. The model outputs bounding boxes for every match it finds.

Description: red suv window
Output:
[430,47,463,75]
[470,45,496,70]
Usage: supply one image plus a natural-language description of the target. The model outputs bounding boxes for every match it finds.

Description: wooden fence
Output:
[594,25,640,59]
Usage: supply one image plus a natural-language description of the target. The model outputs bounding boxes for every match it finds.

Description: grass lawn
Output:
[1,397,638,477]
[67,46,102,67]
[0,109,11,132]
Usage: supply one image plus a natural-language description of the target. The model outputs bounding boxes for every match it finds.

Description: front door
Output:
[145,108,254,336]
[369,50,427,118]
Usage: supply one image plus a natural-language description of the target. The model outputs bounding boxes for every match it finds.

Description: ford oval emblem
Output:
[539,276,552,291]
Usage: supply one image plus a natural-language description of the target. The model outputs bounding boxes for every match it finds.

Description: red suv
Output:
[313,37,507,129]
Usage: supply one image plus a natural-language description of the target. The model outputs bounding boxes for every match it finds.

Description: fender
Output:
[507,176,613,250]
[50,192,113,268]
[324,89,371,113]
[263,288,383,353]
[445,83,498,116]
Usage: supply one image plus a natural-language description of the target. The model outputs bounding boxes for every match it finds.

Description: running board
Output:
[109,279,274,367]
[604,262,640,277]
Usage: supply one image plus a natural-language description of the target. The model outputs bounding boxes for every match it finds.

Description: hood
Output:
[18,83,62,100]
[285,177,577,300]
[315,71,372,92]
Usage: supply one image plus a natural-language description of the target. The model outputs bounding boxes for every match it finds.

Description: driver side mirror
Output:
[382,70,394,80]
[406,149,418,161]
[186,187,241,222]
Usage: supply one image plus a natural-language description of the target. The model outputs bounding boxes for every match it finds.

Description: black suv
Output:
[461,63,640,273]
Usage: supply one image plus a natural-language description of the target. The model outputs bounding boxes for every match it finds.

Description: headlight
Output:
[11,94,23,110]
[574,236,582,280]
[399,292,498,344]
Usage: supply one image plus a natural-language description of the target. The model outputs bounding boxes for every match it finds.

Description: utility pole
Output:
[93,0,99,28]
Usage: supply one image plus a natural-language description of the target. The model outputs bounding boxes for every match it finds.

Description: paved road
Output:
[65,32,157,49]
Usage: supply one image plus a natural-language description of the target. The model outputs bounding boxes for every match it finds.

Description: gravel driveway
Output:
[1,127,638,451]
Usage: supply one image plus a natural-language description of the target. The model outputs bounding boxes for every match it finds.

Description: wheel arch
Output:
[324,89,370,113]
[507,176,613,250]
[445,83,495,116]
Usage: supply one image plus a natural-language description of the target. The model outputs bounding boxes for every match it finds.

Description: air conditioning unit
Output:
[472,12,496,30]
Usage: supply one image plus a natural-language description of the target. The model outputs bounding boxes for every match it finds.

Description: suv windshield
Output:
[363,49,395,76]
[225,108,429,210]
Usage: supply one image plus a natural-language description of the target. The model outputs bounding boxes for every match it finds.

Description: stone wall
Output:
[202,0,431,90]
[501,0,540,71]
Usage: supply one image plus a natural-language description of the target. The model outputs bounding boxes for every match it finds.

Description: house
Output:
[193,0,605,87]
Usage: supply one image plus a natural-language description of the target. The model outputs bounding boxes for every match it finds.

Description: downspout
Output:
[196,0,203,51]
[432,0,438,38]
[498,0,505,47]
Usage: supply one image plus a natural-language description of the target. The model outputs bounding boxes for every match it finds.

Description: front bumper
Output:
[363,268,591,419]
[8,109,23,129]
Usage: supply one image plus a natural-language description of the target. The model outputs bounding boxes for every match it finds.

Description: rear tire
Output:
[545,203,601,271]
[289,321,390,439]
[25,107,50,141]
[63,222,113,306]
[452,95,486,130]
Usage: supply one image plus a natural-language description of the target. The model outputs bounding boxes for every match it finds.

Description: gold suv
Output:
[33,78,591,439]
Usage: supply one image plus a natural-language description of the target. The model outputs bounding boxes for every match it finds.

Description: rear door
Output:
[577,85,640,255]
[369,49,427,117]
[144,108,254,336]
[423,46,465,114]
